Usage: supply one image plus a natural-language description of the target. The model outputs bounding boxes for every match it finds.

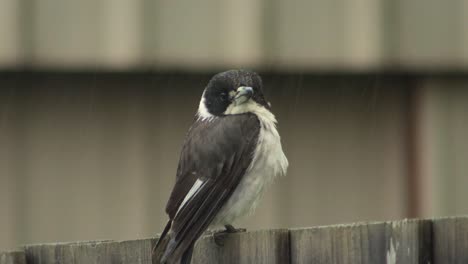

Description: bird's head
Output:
[198,69,270,119]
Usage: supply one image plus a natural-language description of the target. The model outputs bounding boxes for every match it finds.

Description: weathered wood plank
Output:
[290,219,432,264]
[24,238,157,264]
[23,230,290,264]
[0,251,26,264]
[433,216,468,264]
[192,229,290,264]
[11,217,468,263]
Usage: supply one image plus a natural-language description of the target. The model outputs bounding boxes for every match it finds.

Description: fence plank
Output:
[24,239,156,264]
[192,229,290,264]
[0,251,26,264]
[23,230,290,264]
[433,216,468,264]
[290,219,432,264]
[6,217,468,263]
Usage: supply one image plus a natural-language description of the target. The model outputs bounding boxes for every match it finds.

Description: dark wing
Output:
[160,113,259,263]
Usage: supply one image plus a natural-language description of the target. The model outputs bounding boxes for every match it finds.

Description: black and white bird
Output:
[152,70,288,264]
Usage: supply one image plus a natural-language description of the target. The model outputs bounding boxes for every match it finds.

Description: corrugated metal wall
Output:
[0,73,410,250]
[1,0,468,70]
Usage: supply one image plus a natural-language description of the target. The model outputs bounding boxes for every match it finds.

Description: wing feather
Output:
[157,113,259,263]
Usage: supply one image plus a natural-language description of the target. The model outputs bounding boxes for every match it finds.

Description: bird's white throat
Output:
[224,99,277,128]
[197,95,277,129]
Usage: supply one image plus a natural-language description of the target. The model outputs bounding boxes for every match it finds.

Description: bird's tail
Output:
[152,221,172,264]
[152,221,195,264]
[180,244,194,264]
[153,221,199,264]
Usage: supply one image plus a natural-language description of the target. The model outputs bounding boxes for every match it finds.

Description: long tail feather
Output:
[152,221,172,264]
[180,243,194,264]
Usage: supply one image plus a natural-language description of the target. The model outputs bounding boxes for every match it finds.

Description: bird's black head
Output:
[199,69,270,117]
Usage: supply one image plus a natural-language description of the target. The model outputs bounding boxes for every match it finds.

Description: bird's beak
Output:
[234,86,253,105]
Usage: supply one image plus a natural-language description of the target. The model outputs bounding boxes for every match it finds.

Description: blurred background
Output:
[1,0,468,251]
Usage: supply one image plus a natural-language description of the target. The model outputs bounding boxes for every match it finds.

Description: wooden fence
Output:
[1,216,467,264]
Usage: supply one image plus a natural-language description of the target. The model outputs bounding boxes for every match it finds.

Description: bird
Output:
[152,69,288,264]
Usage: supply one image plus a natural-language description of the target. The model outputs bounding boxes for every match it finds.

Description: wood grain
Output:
[289,219,432,264]
[192,229,290,264]
[0,251,26,264]
[3,217,468,263]
[24,238,156,264]
[433,216,468,264]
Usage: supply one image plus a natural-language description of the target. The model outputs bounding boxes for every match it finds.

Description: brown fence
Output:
[1,216,467,264]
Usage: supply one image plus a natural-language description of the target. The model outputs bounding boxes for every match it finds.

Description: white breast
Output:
[210,102,288,227]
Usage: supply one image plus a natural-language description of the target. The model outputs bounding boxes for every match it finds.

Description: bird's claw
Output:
[213,225,246,246]
[224,224,246,233]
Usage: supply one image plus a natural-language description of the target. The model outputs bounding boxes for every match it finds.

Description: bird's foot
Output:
[213,225,246,246]
[224,224,246,233]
